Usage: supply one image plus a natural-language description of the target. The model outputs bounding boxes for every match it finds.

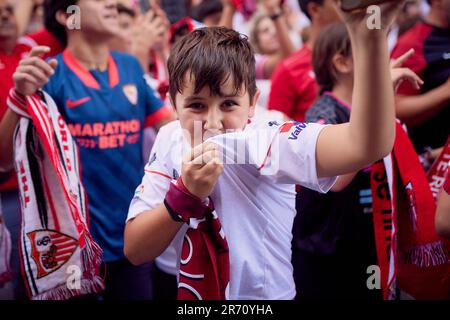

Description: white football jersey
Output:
[127,118,337,299]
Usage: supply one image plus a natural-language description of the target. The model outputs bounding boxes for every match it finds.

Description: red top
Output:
[391,22,432,96]
[0,29,62,191]
[21,28,63,60]
[0,42,34,191]
[268,46,319,122]
[390,21,449,152]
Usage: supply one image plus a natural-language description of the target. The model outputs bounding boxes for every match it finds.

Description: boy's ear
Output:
[332,53,353,75]
[249,90,260,118]
[307,2,321,21]
[55,10,69,28]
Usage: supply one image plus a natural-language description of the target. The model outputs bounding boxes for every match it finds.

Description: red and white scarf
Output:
[427,137,450,200]
[0,200,13,287]
[371,124,449,300]
[7,89,104,300]
[164,178,230,300]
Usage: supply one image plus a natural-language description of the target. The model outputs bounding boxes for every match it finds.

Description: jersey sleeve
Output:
[209,121,337,193]
[22,28,63,59]
[127,130,172,222]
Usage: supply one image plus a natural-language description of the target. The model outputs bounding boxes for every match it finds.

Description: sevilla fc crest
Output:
[123,84,138,105]
[28,230,78,278]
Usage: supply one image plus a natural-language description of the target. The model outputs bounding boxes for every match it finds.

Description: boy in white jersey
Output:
[125,1,406,300]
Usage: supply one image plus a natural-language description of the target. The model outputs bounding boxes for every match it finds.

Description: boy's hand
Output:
[13,46,57,96]
[182,142,224,199]
[333,0,405,36]
[390,49,423,92]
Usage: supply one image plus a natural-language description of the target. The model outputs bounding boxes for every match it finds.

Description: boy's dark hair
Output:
[167,27,257,105]
[44,0,77,47]
[298,0,324,20]
[313,23,351,94]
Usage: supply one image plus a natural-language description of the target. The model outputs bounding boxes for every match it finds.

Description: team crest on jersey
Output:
[123,84,138,105]
[27,230,78,278]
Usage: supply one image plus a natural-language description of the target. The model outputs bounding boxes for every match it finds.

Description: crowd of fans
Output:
[0,0,448,301]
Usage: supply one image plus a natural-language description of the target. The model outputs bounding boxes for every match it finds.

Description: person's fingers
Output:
[392,68,423,91]
[185,142,218,162]
[24,57,55,76]
[27,46,51,58]
[183,144,201,163]
[391,48,414,68]
[150,0,161,11]
[144,9,156,22]
[150,16,165,29]
[402,68,424,90]
[198,158,224,177]
[47,59,58,70]
[13,73,39,87]
[16,65,49,84]
[190,149,218,165]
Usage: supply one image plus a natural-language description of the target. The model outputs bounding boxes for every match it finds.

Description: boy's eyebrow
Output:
[184,96,205,103]
[221,94,241,98]
[184,94,240,102]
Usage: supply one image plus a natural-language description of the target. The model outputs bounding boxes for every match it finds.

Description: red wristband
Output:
[164,177,214,223]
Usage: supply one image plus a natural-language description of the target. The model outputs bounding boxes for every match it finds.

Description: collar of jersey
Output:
[62,49,119,89]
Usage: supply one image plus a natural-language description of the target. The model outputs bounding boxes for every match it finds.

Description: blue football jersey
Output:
[44,50,171,261]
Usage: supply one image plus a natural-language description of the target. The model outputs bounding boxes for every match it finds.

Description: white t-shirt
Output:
[127,118,337,300]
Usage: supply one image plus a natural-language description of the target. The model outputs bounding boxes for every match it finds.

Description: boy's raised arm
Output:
[315,0,404,178]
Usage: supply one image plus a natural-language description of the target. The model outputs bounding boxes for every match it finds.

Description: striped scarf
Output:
[164,178,230,300]
[7,89,104,300]
[371,124,449,300]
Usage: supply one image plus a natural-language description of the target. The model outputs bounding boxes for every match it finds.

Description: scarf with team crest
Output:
[7,89,104,300]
